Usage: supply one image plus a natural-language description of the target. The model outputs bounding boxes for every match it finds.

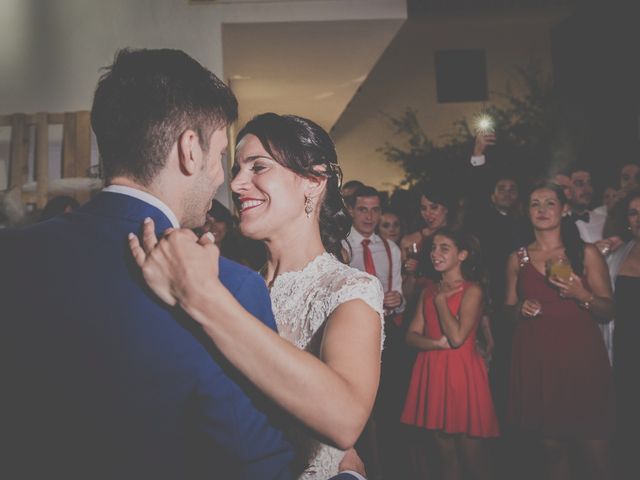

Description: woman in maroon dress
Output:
[505,182,614,479]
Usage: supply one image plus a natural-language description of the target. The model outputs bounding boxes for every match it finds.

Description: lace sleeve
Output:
[327,270,386,351]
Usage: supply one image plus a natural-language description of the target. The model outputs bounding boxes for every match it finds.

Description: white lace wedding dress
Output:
[270,252,385,480]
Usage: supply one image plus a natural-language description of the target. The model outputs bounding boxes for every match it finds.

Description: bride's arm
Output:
[189,286,381,450]
[130,224,381,450]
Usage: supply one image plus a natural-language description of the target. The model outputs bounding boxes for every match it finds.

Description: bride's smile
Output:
[232,133,316,243]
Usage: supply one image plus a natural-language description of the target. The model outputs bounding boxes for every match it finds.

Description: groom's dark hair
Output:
[91,48,237,186]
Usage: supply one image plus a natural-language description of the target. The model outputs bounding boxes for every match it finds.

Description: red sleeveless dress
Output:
[400,282,500,437]
[508,248,614,438]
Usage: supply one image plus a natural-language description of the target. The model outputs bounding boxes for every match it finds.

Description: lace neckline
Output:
[268,252,333,290]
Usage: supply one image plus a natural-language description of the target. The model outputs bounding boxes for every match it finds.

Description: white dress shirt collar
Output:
[103,185,180,228]
[349,226,382,245]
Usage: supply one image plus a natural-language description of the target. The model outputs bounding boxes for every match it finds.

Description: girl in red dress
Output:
[505,182,614,479]
[401,227,499,480]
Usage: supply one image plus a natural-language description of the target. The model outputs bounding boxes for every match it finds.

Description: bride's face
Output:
[231,134,307,240]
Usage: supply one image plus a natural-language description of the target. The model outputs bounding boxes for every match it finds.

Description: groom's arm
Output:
[218,257,277,331]
[196,265,295,479]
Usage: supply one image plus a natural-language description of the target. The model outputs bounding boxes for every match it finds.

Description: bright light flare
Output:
[474,114,494,134]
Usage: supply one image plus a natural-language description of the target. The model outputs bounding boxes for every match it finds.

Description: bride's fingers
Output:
[201,236,220,257]
[198,232,216,246]
[200,234,221,270]
[128,233,146,267]
[142,217,159,254]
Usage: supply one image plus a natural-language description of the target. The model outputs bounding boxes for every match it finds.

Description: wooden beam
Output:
[61,112,77,177]
[0,112,72,126]
[9,114,29,188]
[34,112,49,209]
[61,112,92,177]
[47,113,65,124]
[75,111,91,177]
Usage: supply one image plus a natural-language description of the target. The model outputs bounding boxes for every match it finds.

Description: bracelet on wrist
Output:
[580,294,595,311]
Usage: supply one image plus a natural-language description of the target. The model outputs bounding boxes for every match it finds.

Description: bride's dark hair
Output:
[235,113,348,259]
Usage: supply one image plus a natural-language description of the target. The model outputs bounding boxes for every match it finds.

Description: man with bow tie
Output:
[567,166,606,243]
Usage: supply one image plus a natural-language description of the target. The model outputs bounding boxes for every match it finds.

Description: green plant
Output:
[379,63,588,188]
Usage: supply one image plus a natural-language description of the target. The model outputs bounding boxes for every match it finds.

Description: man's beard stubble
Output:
[181,177,216,229]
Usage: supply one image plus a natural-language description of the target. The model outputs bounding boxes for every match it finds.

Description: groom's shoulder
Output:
[0,219,56,252]
[218,256,275,328]
[218,255,267,296]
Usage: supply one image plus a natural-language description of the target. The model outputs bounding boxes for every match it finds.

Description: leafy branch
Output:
[378,62,586,187]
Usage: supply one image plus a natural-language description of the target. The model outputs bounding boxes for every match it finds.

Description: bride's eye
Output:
[250,163,267,173]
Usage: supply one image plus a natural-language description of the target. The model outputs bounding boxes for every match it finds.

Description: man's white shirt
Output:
[575,209,606,244]
[343,227,404,314]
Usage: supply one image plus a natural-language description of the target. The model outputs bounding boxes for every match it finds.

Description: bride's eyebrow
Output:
[238,154,274,164]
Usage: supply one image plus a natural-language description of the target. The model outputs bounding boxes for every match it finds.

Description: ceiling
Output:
[222,18,405,132]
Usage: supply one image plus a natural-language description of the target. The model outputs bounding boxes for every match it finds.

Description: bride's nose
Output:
[230,170,249,194]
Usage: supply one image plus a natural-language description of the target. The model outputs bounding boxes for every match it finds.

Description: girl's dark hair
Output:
[380,208,401,219]
[235,113,347,259]
[431,227,491,310]
[612,188,640,241]
[527,181,585,274]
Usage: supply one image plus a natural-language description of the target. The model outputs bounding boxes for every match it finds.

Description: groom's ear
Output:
[177,129,200,176]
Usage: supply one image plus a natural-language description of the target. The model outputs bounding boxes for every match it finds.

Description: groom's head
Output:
[91,48,238,227]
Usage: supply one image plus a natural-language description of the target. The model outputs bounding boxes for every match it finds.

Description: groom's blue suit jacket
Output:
[0,192,295,479]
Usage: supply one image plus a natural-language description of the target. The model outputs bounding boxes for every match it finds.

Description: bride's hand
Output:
[128,217,220,307]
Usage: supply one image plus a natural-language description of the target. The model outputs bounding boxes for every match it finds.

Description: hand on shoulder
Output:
[129,218,222,307]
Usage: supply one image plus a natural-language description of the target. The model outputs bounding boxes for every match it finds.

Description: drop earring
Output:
[304,196,314,218]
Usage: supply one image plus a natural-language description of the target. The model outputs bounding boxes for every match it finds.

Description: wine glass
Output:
[403,242,420,276]
[406,242,419,260]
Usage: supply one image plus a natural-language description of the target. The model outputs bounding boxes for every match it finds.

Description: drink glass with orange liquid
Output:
[546,256,573,282]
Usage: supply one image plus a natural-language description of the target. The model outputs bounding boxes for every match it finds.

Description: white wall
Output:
[332,9,568,192]
[0,0,405,113]
[0,0,406,201]
[0,0,225,114]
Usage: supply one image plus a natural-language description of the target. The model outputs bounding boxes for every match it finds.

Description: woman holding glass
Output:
[504,182,614,479]
[400,182,457,299]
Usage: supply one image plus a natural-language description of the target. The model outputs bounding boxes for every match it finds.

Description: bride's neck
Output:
[264,226,326,283]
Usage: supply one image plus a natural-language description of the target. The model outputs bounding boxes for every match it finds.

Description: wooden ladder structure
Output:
[0,111,94,208]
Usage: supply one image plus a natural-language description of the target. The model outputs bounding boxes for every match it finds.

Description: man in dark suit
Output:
[465,172,531,426]
[1,48,297,479]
